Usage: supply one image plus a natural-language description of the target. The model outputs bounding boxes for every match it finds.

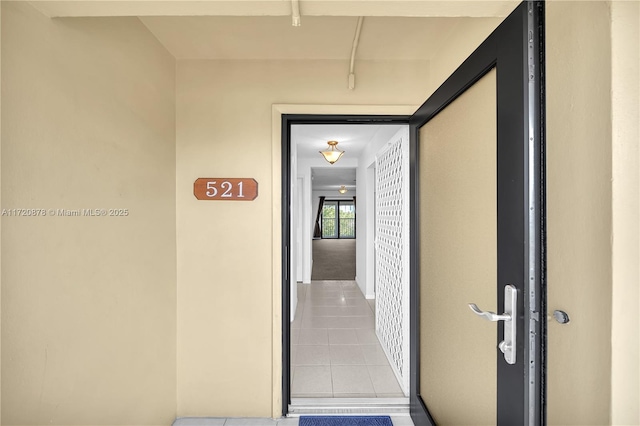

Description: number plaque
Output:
[194,178,258,201]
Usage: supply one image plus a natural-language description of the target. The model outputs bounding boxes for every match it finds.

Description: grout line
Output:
[294,279,404,400]
[329,356,335,397]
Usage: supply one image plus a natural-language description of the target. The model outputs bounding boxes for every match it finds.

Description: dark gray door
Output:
[409,2,545,425]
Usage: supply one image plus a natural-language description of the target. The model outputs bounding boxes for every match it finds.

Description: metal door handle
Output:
[468,304,511,322]
[468,284,517,365]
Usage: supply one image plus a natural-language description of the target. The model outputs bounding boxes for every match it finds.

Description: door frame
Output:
[280,113,411,414]
[408,2,545,424]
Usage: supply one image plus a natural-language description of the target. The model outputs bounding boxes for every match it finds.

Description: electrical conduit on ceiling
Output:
[290,3,362,90]
[291,0,301,26]
[349,16,364,90]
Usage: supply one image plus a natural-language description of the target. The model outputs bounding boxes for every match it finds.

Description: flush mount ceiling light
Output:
[319,140,345,165]
[338,185,348,194]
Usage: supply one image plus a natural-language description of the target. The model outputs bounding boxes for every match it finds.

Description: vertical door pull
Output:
[468,284,517,365]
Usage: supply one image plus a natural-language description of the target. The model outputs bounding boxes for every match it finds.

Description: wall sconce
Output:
[339,185,348,194]
[319,141,344,165]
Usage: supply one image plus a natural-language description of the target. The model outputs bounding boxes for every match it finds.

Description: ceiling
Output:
[134,9,504,189]
[312,167,357,193]
[30,1,512,62]
[139,16,494,61]
[25,0,515,190]
[294,124,390,160]
[31,1,519,19]
[293,124,404,191]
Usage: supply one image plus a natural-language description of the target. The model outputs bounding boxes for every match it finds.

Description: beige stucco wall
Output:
[1,2,177,425]
[547,2,640,424]
[426,17,503,97]
[610,1,640,424]
[547,1,612,424]
[547,1,612,423]
[0,1,3,421]
[1,1,637,423]
[175,59,431,417]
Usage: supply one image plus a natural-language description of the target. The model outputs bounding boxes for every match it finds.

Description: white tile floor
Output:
[171,281,416,426]
[290,281,405,398]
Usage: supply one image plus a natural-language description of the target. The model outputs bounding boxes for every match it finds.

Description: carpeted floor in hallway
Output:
[311,239,356,281]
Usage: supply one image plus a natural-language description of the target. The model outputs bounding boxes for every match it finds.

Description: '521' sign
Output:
[194,178,258,201]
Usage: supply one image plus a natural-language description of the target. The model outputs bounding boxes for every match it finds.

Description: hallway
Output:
[310,239,356,281]
[291,281,405,398]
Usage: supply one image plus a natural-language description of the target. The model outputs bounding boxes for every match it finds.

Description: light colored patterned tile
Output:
[361,344,390,365]
[291,328,300,344]
[307,306,372,317]
[342,298,371,308]
[294,345,330,365]
[391,416,415,426]
[336,306,375,317]
[300,316,333,329]
[350,316,375,329]
[331,365,375,394]
[291,314,303,329]
[330,344,366,365]
[297,328,329,345]
[276,418,300,426]
[320,316,372,329]
[332,393,376,398]
[297,282,308,298]
[368,365,404,395]
[225,419,278,425]
[312,280,343,286]
[343,289,365,298]
[306,306,335,317]
[291,365,333,395]
[328,328,358,344]
[173,419,226,426]
[308,297,345,307]
[366,299,376,314]
[356,328,379,344]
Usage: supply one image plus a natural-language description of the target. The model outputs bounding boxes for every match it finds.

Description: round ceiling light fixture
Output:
[319,140,345,165]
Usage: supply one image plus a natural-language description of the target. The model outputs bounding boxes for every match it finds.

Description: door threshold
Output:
[288,397,410,416]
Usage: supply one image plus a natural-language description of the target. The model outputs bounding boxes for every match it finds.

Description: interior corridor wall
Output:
[297,155,358,285]
[355,124,406,299]
[1,3,177,424]
[176,58,430,417]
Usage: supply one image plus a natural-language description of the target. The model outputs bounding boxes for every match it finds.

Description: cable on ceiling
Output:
[291,0,301,26]
[348,16,364,90]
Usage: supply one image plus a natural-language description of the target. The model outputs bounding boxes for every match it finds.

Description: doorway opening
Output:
[311,198,357,280]
[282,116,411,415]
[280,6,544,423]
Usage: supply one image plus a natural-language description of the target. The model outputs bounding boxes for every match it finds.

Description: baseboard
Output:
[356,276,375,299]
